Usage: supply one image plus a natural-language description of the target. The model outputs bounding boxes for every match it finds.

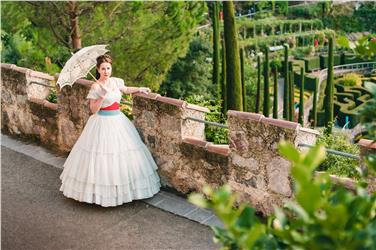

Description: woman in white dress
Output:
[59,54,161,207]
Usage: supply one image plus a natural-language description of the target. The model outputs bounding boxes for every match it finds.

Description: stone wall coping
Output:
[358,139,376,150]
[1,63,56,81]
[134,92,161,100]
[182,136,230,156]
[228,110,300,130]
[186,103,210,113]
[28,97,58,111]
[299,127,320,135]
[316,171,375,193]
[1,63,30,74]
[182,136,209,148]
[155,96,187,107]
[227,110,264,122]
[262,117,300,130]
[28,70,55,81]
[206,144,230,156]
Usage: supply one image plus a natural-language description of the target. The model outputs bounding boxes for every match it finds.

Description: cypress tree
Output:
[325,36,334,134]
[289,64,295,121]
[240,47,246,111]
[273,65,278,119]
[283,44,289,119]
[312,78,318,127]
[255,55,261,113]
[223,1,242,111]
[263,47,270,117]
[298,67,305,125]
[221,35,227,114]
[212,1,220,86]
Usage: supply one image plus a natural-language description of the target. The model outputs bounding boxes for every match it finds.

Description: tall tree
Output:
[223,1,242,111]
[221,35,227,114]
[255,55,261,113]
[7,1,206,89]
[298,67,305,125]
[325,36,334,134]
[240,47,246,111]
[211,1,220,86]
[311,78,318,128]
[273,64,279,119]
[283,44,289,120]
[263,47,270,117]
[289,62,295,122]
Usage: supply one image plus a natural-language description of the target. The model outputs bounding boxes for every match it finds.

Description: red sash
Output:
[100,102,120,110]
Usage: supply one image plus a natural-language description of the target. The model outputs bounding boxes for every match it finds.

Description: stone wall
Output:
[10,64,376,215]
[1,64,91,155]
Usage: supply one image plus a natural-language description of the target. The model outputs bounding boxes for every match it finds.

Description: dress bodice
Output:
[86,77,126,108]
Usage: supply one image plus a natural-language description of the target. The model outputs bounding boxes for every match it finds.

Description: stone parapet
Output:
[226,110,318,214]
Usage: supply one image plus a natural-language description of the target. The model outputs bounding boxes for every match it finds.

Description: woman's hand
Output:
[96,83,111,98]
[138,87,151,94]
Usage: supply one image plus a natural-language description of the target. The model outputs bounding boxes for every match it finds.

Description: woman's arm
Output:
[121,87,150,95]
[89,96,105,114]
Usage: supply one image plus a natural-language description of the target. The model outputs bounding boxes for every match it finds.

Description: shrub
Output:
[185,95,228,144]
[335,73,362,87]
[316,131,360,179]
[189,142,376,250]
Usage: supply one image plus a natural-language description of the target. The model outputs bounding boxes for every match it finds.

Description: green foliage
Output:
[224,1,243,111]
[325,37,334,134]
[211,1,220,87]
[189,142,376,250]
[46,88,57,104]
[184,95,228,145]
[298,67,305,125]
[336,34,376,61]
[283,44,289,120]
[3,2,206,90]
[317,132,361,179]
[359,88,376,141]
[335,73,362,87]
[1,2,66,75]
[159,34,216,100]
[263,47,270,117]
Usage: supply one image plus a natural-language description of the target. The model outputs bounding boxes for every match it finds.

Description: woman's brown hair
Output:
[95,54,112,80]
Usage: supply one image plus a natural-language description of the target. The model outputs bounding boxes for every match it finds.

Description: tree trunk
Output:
[223,1,242,111]
[69,1,82,50]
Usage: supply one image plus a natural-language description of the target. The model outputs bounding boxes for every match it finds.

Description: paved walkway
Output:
[1,135,221,250]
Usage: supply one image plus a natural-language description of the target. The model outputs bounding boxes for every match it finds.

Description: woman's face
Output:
[97,62,112,80]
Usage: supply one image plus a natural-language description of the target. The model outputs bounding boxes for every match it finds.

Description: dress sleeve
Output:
[116,78,127,92]
[86,84,100,99]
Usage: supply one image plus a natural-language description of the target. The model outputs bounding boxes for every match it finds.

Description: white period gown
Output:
[59,77,160,207]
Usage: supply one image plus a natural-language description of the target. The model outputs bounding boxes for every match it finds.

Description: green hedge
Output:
[343,53,367,64]
[304,56,320,72]
[294,71,319,91]
[319,54,342,69]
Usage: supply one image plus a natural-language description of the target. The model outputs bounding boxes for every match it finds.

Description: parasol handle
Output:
[87,71,98,82]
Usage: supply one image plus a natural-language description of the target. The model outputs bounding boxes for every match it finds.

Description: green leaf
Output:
[188,193,209,208]
[278,141,301,164]
[336,36,350,49]
[302,144,326,171]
